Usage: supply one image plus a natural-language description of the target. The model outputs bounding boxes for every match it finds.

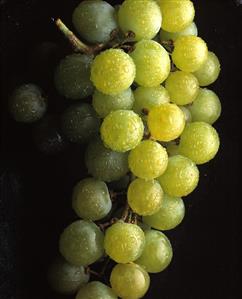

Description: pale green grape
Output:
[128,178,163,216]
[118,0,162,41]
[91,49,136,95]
[178,121,220,164]
[160,22,198,41]
[165,71,199,105]
[179,106,192,122]
[128,140,168,179]
[158,155,199,197]
[104,221,145,263]
[76,281,117,299]
[136,229,173,273]
[130,40,171,87]
[188,88,221,124]
[100,110,144,152]
[72,178,112,221]
[59,220,104,266]
[143,194,185,230]
[193,51,221,86]
[110,263,150,299]
[92,88,134,118]
[166,141,180,156]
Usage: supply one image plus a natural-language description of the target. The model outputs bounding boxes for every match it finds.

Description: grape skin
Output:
[179,106,192,123]
[76,281,117,299]
[160,21,198,41]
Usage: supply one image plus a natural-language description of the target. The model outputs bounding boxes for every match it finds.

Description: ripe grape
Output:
[179,106,192,122]
[76,281,117,299]
[160,21,198,41]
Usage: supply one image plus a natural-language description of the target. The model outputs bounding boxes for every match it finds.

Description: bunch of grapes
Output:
[9,0,222,298]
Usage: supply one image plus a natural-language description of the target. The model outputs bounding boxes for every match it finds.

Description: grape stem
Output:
[85,267,102,278]
[160,40,174,53]
[98,218,118,231]
[121,202,130,221]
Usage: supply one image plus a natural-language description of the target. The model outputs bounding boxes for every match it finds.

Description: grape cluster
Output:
[9,0,221,298]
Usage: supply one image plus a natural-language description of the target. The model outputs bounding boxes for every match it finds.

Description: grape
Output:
[128,178,163,216]
[147,103,185,142]
[136,230,173,273]
[92,88,134,118]
[188,88,221,124]
[118,0,162,41]
[85,137,129,182]
[59,220,104,266]
[128,140,168,179]
[165,71,199,105]
[130,40,171,87]
[110,263,150,299]
[104,221,145,263]
[165,141,180,156]
[193,51,221,86]
[72,178,112,221]
[54,54,94,100]
[158,155,199,197]
[160,22,198,41]
[178,122,220,164]
[91,49,136,95]
[179,106,192,122]
[72,0,118,44]
[76,281,117,299]
[100,110,144,152]
[61,103,100,143]
[47,256,89,295]
[172,36,208,72]
[9,84,47,123]
[160,0,195,32]
[143,194,185,230]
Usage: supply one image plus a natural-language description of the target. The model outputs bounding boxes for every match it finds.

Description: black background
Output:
[0,0,241,298]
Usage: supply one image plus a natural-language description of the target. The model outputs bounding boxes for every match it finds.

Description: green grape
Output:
[72,178,112,221]
[61,103,100,143]
[133,86,170,118]
[100,110,144,152]
[92,88,134,118]
[136,229,173,273]
[85,137,129,182]
[91,49,136,95]
[104,221,145,263]
[188,88,221,124]
[165,71,199,105]
[72,0,118,44]
[193,51,221,86]
[110,263,150,299]
[178,122,220,164]
[172,36,208,72]
[128,140,168,179]
[76,281,117,299]
[166,141,180,156]
[147,103,185,142]
[160,0,195,32]
[179,106,192,122]
[59,220,104,266]
[47,256,89,295]
[158,155,199,197]
[160,21,198,41]
[54,54,94,100]
[118,0,162,41]
[143,194,185,230]
[130,40,171,87]
[128,178,163,216]
[9,84,47,123]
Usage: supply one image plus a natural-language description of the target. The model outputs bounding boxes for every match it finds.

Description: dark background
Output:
[0,0,241,298]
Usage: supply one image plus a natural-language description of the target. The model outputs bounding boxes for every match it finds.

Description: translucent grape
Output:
[128,140,168,179]
[72,0,118,44]
[147,103,185,142]
[158,155,199,197]
[130,40,171,87]
[143,194,185,230]
[128,178,163,216]
[54,54,94,100]
[136,230,173,273]
[92,88,134,118]
[76,281,117,299]
[118,0,162,41]
[165,71,199,105]
[104,221,145,263]
[91,49,136,95]
[172,36,208,72]
[179,106,192,122]
[100,110,144,152]
[178,122,220,164]
[59,220,104,266]
[110,263,150,299]
[160,21,198,41]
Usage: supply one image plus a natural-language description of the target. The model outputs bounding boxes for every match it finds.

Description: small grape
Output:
[160,22,198,41]
[166,141,180,156]
[179,106,192,122]
[76,281,117,299]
